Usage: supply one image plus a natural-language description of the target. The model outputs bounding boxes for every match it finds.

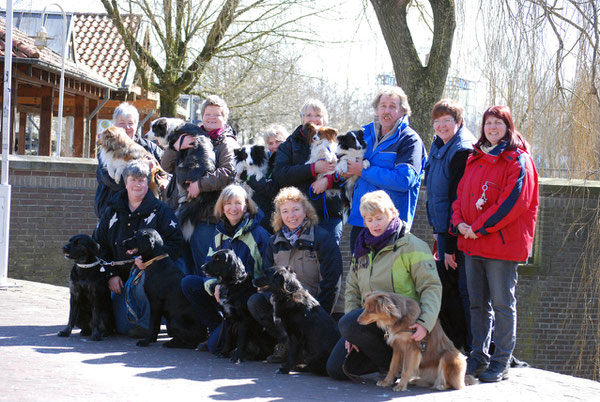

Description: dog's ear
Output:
[302,122,316,138]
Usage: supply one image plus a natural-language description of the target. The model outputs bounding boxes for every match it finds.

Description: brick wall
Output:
[3,157,599,380]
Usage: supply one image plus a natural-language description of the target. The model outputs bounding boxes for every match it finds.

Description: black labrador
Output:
[122,228,207,348]
[59,234,114,341]
[202,249,275,363]
[253,266,340,375]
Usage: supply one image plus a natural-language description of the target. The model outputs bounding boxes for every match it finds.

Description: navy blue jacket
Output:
[273,125,342,220]
[93,189,183,280]
[424,126,475,255]
[94,135,163,218]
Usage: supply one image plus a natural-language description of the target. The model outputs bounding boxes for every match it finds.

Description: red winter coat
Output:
[451,142,538,262]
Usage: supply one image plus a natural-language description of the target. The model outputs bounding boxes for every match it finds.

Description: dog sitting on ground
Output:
[303,123,339,198]
[253,266,340,375]
[59,234,115,341]
[233,145,269,196]
[144,121,220,240]
[202,249,275,363]
[335,130,370,222]
[97,126,168,197]
[357,291,466,391]
[122,228,207,349]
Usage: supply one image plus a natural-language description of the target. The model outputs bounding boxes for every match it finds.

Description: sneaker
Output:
[479,361,509,382]
[266,342,288,364]
[466,356,489,377]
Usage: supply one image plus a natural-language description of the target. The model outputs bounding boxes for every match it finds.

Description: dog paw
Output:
[392,384,409,392]
[363,160,370,169]
[57,329,71,337]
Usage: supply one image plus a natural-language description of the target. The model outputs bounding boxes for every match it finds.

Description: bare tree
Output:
[369,0,456,147]
[101,0,325,116]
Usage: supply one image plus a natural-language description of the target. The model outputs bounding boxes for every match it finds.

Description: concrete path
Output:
[1,279,599,401]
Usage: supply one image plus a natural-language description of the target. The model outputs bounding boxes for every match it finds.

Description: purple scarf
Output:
[354,217,401,259]
[202,127,224,141]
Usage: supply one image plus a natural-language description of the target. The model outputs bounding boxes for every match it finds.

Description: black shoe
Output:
[479,362,509,382]
[466,357,489,377]
[127,326,149,339]
[266,342,288,364]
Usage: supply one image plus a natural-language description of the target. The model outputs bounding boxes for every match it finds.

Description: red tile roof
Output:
[72,13,141,88]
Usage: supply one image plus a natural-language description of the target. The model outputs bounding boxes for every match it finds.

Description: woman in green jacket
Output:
[326,190,442,380]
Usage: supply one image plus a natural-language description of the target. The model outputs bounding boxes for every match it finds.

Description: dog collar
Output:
[75,258,101,269]
[143,254,169,268]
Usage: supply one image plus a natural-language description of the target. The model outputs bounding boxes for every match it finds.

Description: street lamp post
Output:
[34,4,67,157]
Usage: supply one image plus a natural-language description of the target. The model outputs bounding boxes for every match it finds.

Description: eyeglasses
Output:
[433,118,455,126]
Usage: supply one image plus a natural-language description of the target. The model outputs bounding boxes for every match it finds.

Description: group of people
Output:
[91,86,538,385]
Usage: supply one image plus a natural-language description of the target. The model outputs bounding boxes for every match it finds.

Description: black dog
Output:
[59,234,114,341]
[202,249,275,363]
[253,267,340,375]
[122,228,207,348]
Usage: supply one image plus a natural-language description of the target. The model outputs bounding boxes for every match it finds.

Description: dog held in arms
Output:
[202,249,275,363]
[97,126,168,197]
[59,234,115,340]
[303,122,340,198]
[144,120,220,240]
[233,145,269,196]
[253,266,340,375]
[122,228,207,348]
[335,130,370,222]
[357,291,466,391]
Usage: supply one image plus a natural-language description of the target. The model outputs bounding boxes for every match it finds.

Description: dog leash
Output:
[342,349,376,385]
[98,258,136,273]
[142,254,169,268]
[308,187,330,221]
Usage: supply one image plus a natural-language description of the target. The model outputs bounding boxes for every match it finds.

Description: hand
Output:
[464,227,478,240]
[214,285,221,304]
[134,256,146,270]
[186,180,200,198]
[314,159,336,174]
[173,135,196,151]
[345,158,364,177]
[444,253,457,270]
[239,170,248,182]
[457,223,470,235]
[345,340,359,353]
[310,177,329,194]
[409,323,428,342]
[108,276,123,294]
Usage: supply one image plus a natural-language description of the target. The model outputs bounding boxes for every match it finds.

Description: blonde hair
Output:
[359,190,399,220]
[214,184,258,220]
[271,187,319,232]
[299,99,329,125]
[372,86,411,116]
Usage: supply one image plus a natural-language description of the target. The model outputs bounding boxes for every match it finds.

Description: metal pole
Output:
[40,4,67,157]
[1,0,14,286]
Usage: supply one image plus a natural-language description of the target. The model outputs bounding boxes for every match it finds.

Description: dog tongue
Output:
[126,249,138,255]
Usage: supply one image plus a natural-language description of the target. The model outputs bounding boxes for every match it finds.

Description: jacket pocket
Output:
[294,250,320,297]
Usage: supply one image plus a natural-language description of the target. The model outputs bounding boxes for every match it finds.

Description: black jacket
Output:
[247,152,279,232]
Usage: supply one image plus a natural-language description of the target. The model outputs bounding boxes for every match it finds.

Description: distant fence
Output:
[3,155,599,380]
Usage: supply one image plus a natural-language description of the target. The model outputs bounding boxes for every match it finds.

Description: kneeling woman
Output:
[181,184,271,352]
[326,190,442,380]
[248,186,343,363]
[94,160,184,336]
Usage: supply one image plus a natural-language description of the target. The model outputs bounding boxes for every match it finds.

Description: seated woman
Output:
[181,184,271,353]
[248,186,343,363]
[326,190,442,380]
[94,160,184,336]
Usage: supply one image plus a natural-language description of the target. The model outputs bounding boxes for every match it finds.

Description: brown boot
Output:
[266,342,288,364]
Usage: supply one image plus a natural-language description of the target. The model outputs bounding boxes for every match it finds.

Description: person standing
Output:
[343,86,427,252]
[424,99,476,352]
[452,105,538,382]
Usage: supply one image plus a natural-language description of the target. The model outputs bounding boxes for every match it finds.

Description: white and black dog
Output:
[233,145,269,196]
[303,123,339,198]
[335,130,370,222]
[144,117,185,149]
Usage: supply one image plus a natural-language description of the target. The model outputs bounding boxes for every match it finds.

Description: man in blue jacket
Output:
[343,86,427,251]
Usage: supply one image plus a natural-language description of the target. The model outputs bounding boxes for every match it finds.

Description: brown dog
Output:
[303,122,339,198]
[97,126,168,196]
[357,291,466,391]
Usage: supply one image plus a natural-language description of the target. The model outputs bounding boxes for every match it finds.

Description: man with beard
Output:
[341,86,427,252]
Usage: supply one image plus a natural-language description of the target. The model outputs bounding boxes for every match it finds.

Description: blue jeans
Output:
[180,275,222,331]
[465,256,518,367]
[111,286,150,335]
[318,217,343,245]
[188,222,216,275]
[326,308,390,380]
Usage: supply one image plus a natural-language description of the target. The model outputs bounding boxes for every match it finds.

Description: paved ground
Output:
[1,279,599,402]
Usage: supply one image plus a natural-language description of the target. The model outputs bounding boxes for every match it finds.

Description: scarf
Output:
[354,217,401,259]
[281,219,308,246]
[202,127,224,141]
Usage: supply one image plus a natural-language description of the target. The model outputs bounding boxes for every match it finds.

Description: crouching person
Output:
[94,160,184,337]
[248,186,344,363]
[326,190,441,379]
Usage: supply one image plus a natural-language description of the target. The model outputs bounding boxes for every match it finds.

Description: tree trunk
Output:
[159,95,178,117]
[370,0,456,149]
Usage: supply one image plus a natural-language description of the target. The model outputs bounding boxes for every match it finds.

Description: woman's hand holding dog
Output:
[172,134,196,151]
[134,256,147,270]
[409,323,428,342]
[343,158,364,178]
[314,159,336,174]
[108,276,124,294]
[186,180,200,198]
[311,177,329,194]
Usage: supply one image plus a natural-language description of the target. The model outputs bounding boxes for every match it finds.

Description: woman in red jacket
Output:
[452,105,538,383]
